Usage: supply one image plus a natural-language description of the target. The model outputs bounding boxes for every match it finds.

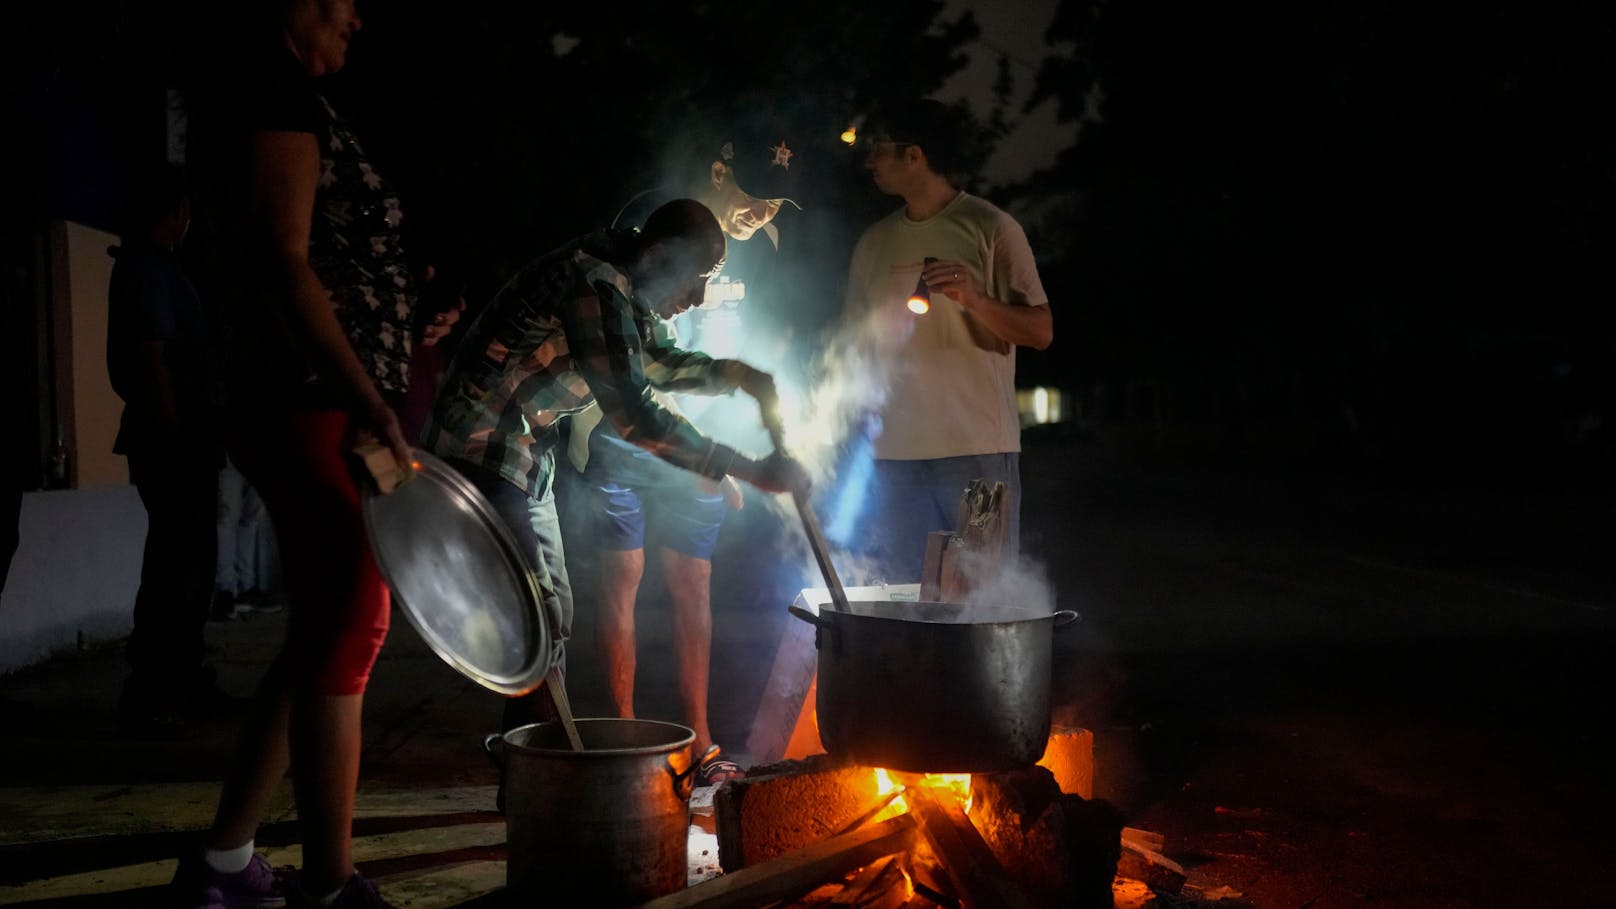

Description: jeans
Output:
[858,453,1021,584]
[450,458,573,731]
[216,457,280,597]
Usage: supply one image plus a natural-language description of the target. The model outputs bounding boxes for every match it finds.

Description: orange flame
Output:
[873,768,972,815]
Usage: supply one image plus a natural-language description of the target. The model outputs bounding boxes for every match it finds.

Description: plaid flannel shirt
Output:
[422,233,742,499]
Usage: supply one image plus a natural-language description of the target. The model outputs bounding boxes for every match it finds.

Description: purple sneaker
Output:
[172,851,286,909]
[287,873,397,908]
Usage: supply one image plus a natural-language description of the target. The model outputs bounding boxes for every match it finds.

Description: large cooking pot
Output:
[485,719,697,906]
[790,600,1079,772]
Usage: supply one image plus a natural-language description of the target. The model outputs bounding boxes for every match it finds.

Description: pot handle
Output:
[667,748,698,801]
[1051,610,1082,629]
[788,604,832,629]
[483,732,506,771]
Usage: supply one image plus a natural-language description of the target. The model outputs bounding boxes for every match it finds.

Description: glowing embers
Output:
[872,767,973,818]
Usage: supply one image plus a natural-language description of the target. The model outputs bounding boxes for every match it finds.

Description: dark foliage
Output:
[1009,0,1614,489]
[6,0,1611,491]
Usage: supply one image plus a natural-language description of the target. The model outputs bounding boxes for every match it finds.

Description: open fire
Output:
[872,769,973,818]
[674,730,1117,909]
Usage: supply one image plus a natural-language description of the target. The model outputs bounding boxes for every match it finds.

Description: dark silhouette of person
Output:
[105,163,233,734]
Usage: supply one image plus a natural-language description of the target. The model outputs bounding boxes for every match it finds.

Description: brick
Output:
[1037,725,1094,798]
[970,766,1072,906]
[715,754,884,872]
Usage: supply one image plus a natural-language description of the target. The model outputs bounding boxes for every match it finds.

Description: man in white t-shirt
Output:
[844,99,1054,579]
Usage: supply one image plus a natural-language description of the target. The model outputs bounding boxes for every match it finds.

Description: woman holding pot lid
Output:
[169,1,456,906]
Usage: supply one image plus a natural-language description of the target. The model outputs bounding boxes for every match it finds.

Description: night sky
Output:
[3,0,1612,493]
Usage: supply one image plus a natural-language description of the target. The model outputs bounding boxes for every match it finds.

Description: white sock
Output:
[202,840,254,874]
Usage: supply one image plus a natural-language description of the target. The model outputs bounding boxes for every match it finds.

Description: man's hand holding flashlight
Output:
[921,258,984,310]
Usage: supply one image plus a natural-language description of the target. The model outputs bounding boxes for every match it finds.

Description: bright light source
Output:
[907,259,935,314]
[1017,386,1066,427]
[841,126,858,145]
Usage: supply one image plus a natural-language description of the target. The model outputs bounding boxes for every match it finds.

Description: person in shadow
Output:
[105,162,235,736]
[169,1,455,906]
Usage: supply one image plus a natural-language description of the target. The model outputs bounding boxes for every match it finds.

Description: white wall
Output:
[1,488,145,675]
[0,220,145,675]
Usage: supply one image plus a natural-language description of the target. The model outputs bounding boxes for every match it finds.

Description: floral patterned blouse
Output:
[308,94,416,397]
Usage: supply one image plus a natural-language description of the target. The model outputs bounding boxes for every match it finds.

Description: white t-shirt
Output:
[845,192,1049,461]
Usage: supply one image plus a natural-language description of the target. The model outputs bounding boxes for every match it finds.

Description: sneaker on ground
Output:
[288,873,397,909]
[171,851,286,909]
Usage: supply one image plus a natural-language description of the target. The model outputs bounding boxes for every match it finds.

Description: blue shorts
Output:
[583,431,726,559]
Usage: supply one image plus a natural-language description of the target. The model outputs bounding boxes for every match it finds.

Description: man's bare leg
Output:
[662,547,714,756]
[597,548,644,717]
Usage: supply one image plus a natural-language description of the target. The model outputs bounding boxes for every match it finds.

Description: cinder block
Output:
[970,766,1122,909]
[1037,725,1094,798]
[714,754,882,871]
[970,766,1072,905]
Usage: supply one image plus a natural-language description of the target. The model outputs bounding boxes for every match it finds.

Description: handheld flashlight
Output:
[907,256,938,314]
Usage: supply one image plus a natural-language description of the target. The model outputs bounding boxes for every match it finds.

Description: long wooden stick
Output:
[635,814,917,908]
[543,664,584,751]
[905,787,1033,909]
[794,486,852,615]
[764,415,852,615]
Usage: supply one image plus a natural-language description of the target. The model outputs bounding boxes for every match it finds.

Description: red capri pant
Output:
[229,409,390,695]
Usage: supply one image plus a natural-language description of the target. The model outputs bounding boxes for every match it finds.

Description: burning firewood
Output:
[828,855,912,908]
[904,786,1035,909]
[1117,829,1186,896]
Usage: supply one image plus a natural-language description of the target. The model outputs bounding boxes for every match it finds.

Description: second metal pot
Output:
[485,718,697,906]
[791,600,1079,773]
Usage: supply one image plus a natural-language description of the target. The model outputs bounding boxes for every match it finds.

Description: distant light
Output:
[841,126,858,145]
[1016,386,1065,427]
[906,295,930,314]
[551,32,581,57]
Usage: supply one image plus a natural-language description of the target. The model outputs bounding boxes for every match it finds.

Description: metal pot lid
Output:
[362,449,551,695]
